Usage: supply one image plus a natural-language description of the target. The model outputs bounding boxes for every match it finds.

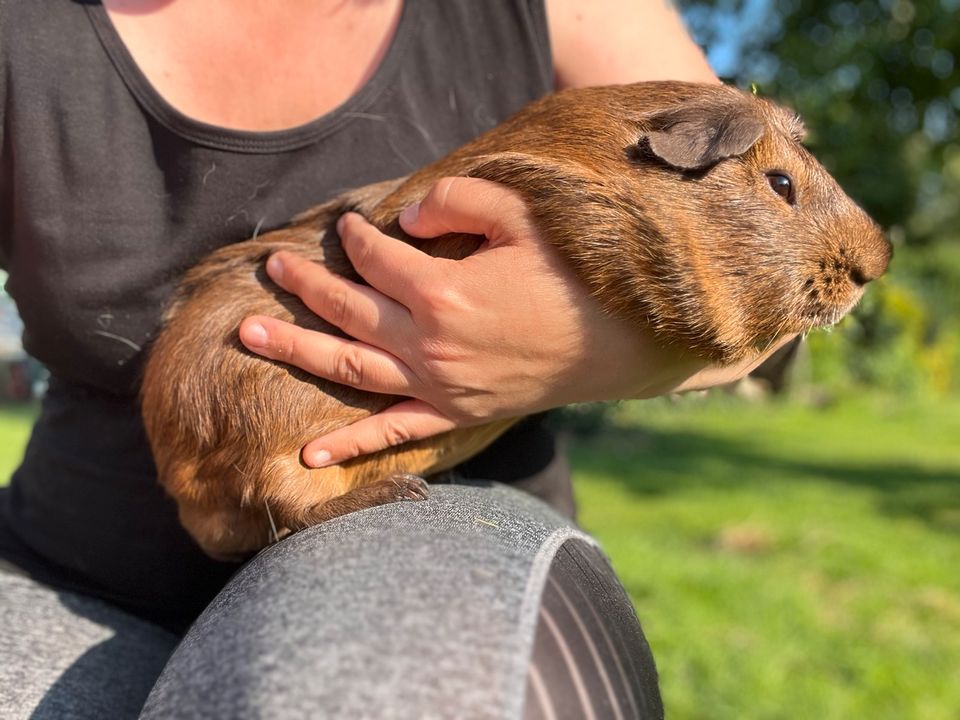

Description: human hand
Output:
[239,178,788,466]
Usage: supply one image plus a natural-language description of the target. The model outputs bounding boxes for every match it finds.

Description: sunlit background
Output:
[1,1,958,718]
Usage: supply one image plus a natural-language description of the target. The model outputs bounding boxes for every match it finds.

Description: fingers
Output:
[239,315,418,395]
[326,178,536,312]
[265,250,413,347]
[398,176,534,244]
[301,399,458,467]
[335,213,445,309]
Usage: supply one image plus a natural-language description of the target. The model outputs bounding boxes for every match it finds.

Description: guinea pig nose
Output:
[849,266,870,287]
[847,239,892,286]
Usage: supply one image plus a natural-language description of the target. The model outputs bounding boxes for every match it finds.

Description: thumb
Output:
[399,177,534,246]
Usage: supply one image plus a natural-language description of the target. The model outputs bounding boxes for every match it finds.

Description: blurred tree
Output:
[682,0,958,243]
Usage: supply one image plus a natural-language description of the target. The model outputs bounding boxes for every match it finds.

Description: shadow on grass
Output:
[569,425,960,534]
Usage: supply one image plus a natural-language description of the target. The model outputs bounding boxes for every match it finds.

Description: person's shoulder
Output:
[1,0,39,25]
[1,0,91,63]
[1,0,93,116]
[1,0,84,35]
[1,0,62,15]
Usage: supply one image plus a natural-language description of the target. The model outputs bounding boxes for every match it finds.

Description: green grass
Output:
[572,394,960,720]
[2,394,959,718]
[0,402,36,483]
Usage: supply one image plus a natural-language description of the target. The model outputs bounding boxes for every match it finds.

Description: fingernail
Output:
[243,321,268,348]
[399,203,419,226]
[266,254,284,282]
[309,450,332,468]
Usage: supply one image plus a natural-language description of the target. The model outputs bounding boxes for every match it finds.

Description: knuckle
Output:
[422,283,465,315]
[380,420,412,448]
[273,341,296,363]
[283,257,310,291]
[420,177,458,220]
[282,340,301,362]
[346,231,375,277]
[268,328,298,361]
[417,340,458,372]
[433,176,459,202]
[343,437,366,461]
[332,345,365,387]
[327,288,351,328]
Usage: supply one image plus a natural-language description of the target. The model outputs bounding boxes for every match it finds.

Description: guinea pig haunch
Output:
[141,82,891,559]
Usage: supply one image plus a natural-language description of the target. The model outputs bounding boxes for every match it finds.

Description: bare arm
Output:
[546,0,718,88]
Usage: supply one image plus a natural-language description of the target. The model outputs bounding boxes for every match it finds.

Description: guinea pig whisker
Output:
[264,500,280,545]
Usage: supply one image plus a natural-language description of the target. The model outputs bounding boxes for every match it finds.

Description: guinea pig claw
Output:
[389,473,430,502]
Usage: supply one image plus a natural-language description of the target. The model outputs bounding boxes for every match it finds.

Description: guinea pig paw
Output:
[388,473,430,502]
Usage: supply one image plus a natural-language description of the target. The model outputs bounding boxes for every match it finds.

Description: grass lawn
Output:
[571,394,960,720]
[0,402,36,482]
[2,394,958,718]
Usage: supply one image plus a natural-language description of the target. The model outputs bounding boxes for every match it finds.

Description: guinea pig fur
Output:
[141,81,891,559]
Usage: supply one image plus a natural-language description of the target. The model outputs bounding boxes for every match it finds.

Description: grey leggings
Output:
[0,483,662,719]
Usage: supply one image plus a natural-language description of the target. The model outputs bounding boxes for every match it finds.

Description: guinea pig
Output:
[141,81,891,560]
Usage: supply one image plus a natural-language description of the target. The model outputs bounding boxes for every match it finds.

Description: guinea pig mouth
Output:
[803,290,864,329]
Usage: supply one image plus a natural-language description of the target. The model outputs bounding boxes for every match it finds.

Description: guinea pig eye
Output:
[766,172,795,204]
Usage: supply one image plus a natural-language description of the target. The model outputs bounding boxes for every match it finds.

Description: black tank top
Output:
[0,0,556,630]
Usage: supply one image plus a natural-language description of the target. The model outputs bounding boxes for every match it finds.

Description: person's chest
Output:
[102,0,404,131]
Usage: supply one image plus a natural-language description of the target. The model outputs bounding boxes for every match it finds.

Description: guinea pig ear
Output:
[642,103,765,170]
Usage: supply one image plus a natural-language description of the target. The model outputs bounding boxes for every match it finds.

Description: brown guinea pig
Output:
[141,81,891,560]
